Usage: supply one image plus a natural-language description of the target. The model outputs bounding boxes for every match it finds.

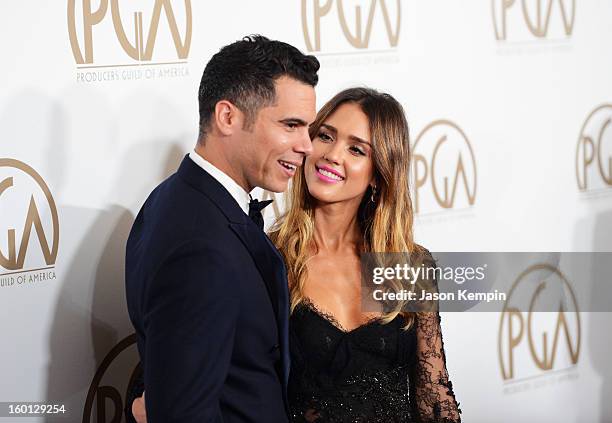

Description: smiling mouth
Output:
[315,165,345,181]
[279,160,297,172]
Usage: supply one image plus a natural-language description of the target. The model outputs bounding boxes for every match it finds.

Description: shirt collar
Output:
[188,150,251,215]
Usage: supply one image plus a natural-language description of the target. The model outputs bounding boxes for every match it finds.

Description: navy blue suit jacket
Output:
[125,155,290,422]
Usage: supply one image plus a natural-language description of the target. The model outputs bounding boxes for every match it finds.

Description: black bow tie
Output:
[248,198,273,230]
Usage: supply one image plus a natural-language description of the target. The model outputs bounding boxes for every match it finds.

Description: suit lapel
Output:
[177,155,287,325]
[229,222,283,317]
[260,232,291,390]
[229,222,291,400]
[177,155,291,401]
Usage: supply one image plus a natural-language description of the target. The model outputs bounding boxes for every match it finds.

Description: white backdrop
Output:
[1,1,611,422]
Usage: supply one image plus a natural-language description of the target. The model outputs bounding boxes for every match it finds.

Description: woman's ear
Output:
[369,178,378,191]
[369,182,377,203]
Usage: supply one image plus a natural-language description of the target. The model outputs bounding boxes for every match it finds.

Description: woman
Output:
[130,88,461,422]
[270,87,461,422]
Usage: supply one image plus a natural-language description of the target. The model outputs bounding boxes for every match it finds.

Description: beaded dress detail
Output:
[288,297,461,422]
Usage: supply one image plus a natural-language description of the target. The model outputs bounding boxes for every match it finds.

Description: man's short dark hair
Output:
[197,35,320,140]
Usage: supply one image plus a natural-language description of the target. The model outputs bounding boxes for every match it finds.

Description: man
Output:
[125,35,319,422]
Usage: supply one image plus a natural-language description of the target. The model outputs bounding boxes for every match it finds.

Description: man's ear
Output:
[213,100,244,136]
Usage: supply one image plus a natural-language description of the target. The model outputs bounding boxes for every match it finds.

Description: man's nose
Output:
[296,129,313,156]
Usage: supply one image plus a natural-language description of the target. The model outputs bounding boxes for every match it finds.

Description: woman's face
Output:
[304,102,375,205]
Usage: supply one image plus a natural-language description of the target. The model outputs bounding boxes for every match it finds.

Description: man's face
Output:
[234,76,316,193]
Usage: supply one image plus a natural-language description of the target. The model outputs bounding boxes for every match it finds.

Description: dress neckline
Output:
[299,296,385,334]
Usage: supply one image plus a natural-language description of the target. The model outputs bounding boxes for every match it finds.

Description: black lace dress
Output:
[288,298,462,422]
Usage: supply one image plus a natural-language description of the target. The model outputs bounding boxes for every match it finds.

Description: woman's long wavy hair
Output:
[270,87,425,329]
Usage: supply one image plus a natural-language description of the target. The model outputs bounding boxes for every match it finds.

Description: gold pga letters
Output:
[0,159,59,272]
[302,0,400,51]
[492,0,575,40]
[68,0,192,64]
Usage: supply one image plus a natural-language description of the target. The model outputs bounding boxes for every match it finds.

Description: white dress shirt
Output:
[188,150,251,215]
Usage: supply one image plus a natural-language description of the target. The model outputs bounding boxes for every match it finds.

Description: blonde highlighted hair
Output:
[270,87,427,329]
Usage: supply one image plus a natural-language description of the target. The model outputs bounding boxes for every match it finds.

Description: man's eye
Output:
[286,122,298,129]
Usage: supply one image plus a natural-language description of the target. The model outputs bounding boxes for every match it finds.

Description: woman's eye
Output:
[350,146,366,156]
[318,132,333,142]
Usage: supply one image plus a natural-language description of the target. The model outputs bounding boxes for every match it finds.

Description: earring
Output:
[370,185,377,203]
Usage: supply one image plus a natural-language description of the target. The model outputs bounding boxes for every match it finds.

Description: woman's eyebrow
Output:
[321,123,371,146]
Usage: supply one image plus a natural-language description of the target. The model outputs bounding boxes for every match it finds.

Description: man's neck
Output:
[194,142,251,192]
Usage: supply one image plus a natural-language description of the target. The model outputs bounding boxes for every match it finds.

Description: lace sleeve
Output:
[410,309,462,422]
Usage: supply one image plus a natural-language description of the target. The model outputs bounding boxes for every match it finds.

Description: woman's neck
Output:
[312,200,362,254]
